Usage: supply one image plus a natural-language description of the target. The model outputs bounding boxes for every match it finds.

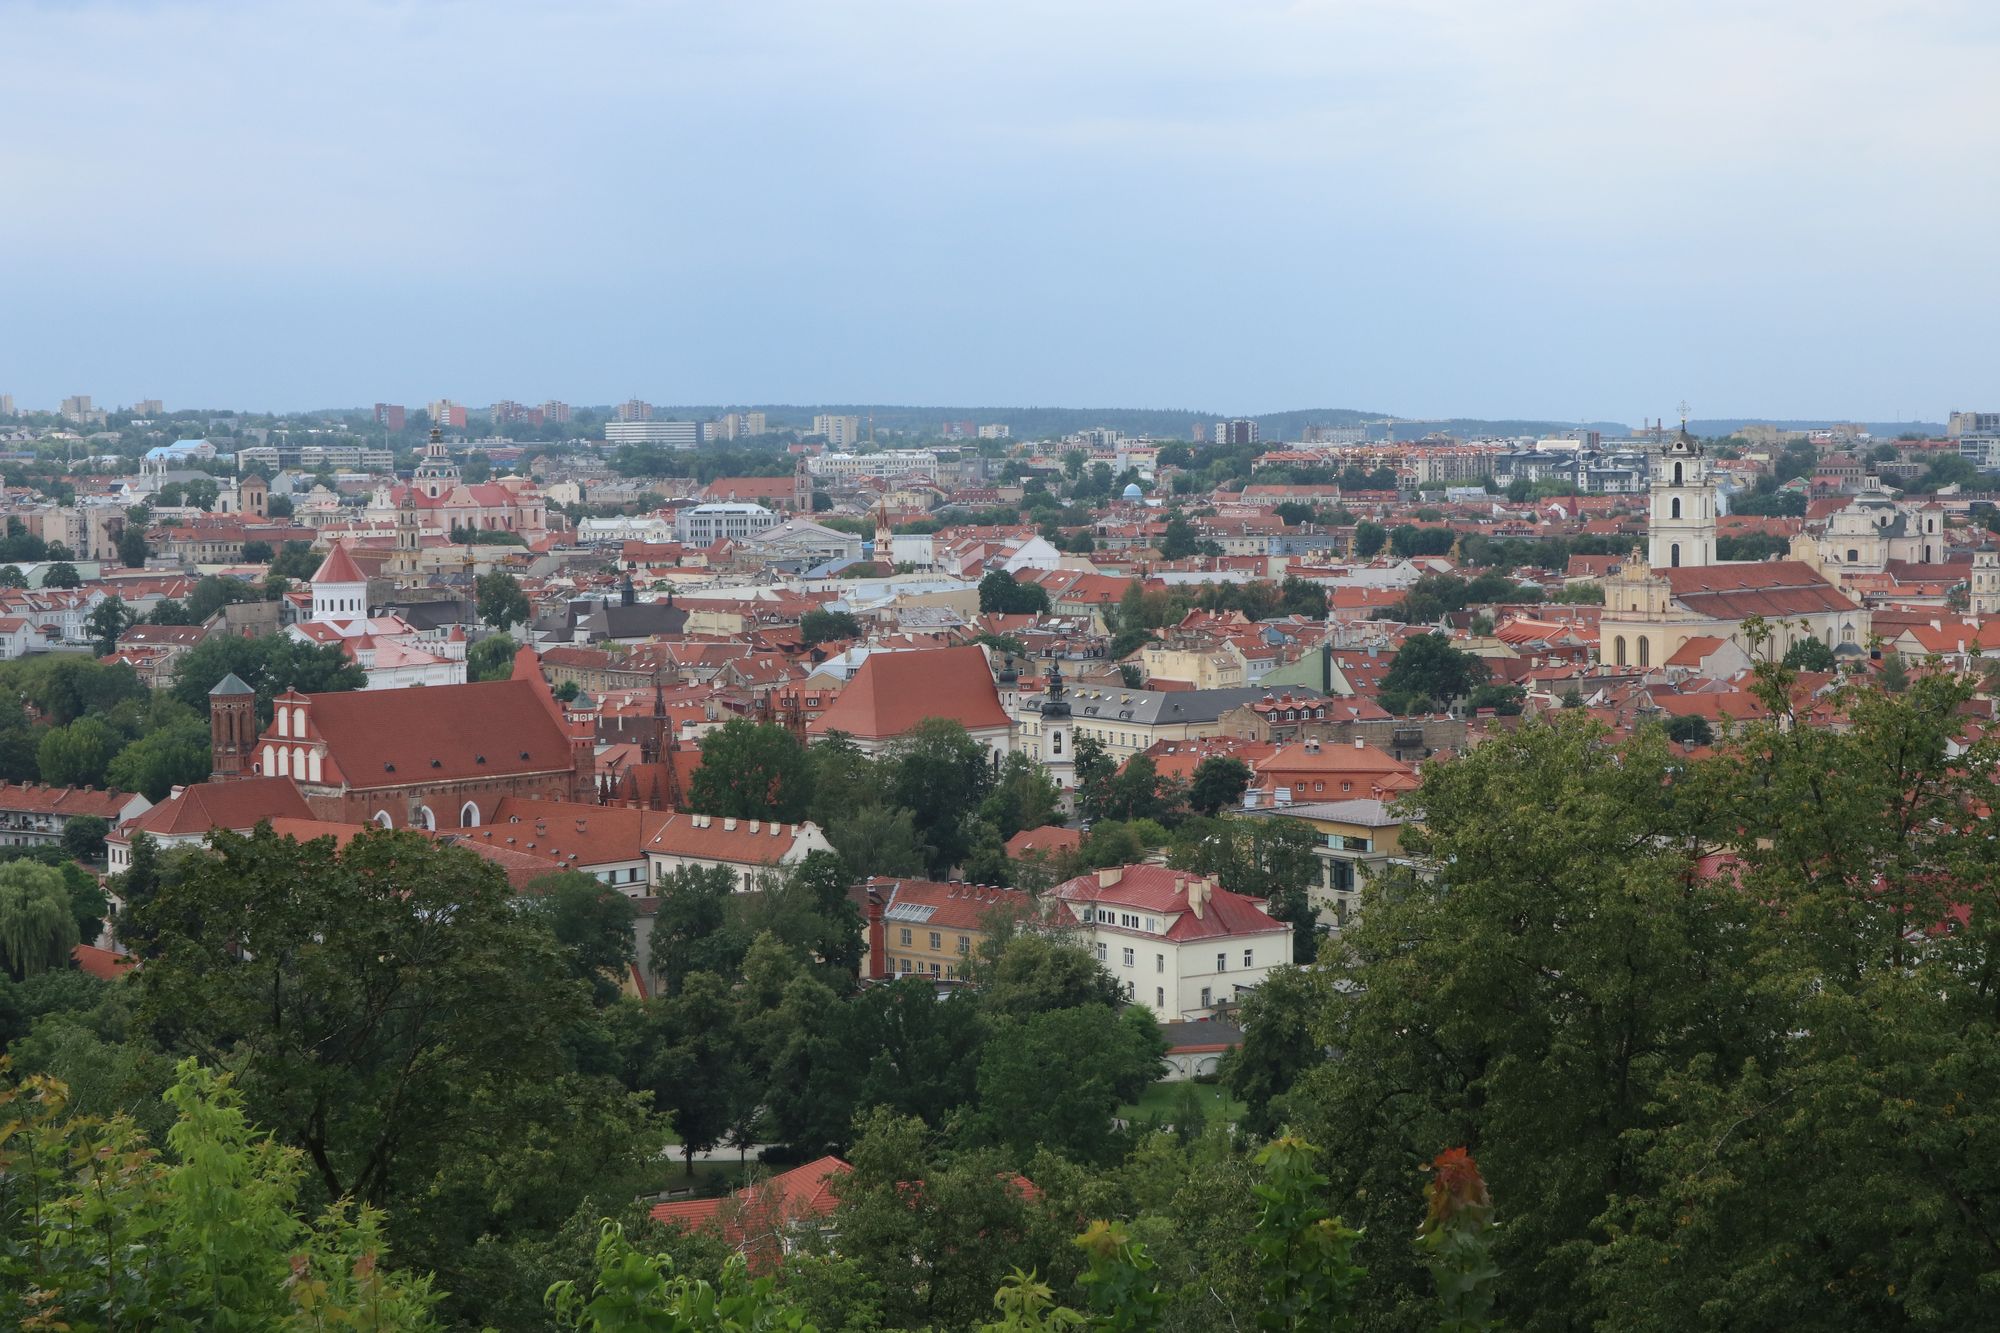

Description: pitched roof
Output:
[1049,864,1290,943]
[288,679,575,790]
[856,876,1032,931]
[645,813,822,866]
[311,542,367,585]
[806,646,1009,739]
[120,777,314,838]
[1662,560,1860,620]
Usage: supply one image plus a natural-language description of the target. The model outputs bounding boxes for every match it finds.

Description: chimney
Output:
[865,887,887,981]
[1097,866,1123,888]
[1353,737,1366,748]
[748,820,759,833]
[723,817,737,831]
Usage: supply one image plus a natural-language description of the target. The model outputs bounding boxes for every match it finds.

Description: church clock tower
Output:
[1038,659,1075,790]
[1648,414,1716,569]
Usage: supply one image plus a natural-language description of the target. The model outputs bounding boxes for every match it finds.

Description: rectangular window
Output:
[900,928,912,946]
[930,962,941,977]
[1122,947,1135,967]
[929,931,941,951]
[1156,987,1165,1008]
[1125,980,1136,1000]
[899,958,911,974]
[1217,952,1227,972]
[1200,986,1212,1008]
[1155,954,1164,972]
[957,935,969,954]
[1243,949,1254,968]
[1096,942,1107,962]
[1144,916,1157,932]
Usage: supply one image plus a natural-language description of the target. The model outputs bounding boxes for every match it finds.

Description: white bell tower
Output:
[1648,407,1716,569]
[1038,659,1075,790]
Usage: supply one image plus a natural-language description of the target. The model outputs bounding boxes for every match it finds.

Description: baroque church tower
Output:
[1648,416,1716,569]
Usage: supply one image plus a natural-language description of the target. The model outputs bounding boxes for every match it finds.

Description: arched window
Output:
[1670,543,1681,568]
[276,746,291,777]
[1639,637,1651,667]
[416,806,436,832]
[1673,462,1684,485]
[1670,497,1682,520]
[1614,636,1627,666]
[1050,731,1063,755]
[459,801,480,827]
[307,750,322,783]
[292,706,306,735]
[276,708,290,737]
[372,810,393,829]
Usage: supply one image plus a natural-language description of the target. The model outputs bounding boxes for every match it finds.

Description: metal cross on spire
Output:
[1677,399,1691,428]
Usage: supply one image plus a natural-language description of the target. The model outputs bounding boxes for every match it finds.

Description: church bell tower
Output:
[1648,408,1716,569]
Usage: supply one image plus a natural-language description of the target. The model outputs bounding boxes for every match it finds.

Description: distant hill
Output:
[1690,419,1946,439]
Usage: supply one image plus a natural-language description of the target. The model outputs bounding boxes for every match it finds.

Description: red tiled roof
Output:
[311,542,366,585]
[1049,864,1290,943]
[118,777,315,838]
[806,647,1009,739]
[1662,560,1859,620]
[286,679,575,790]
[0,783,144,820]
[856,876,1032,931]
[1004,825,1082,858]
[645,813,820,865]
[71,944,137,981]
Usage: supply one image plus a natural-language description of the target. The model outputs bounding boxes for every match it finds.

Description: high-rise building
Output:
[491,399,530,424]
[428,399,467,430]
[1949,410,2000,439]
[745,411,767,436]
[605,420,699,449]
[616,399,653,423]
[1216,418,1259,446]
[133,399,163,416]
[60,395,93,422]
[977,424,1011,439]
[374,403,407,432]
[0,395,14,417]
[813,414,863,447]
[542,400,572,424]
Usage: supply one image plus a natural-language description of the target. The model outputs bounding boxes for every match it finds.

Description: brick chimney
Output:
[865,886,887,981]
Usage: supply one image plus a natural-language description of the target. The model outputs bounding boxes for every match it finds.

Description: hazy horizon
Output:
[5,1,1995,421]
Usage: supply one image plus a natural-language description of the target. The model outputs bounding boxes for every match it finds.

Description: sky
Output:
[4,0,1998,422]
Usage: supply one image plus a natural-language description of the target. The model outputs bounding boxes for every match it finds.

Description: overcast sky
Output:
[4,0,1996,421]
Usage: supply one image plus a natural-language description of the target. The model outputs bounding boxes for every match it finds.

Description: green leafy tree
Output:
[800,607,863,645]
[467,632,518,681]
[1379,632,1490,714]
[60,813,109,864]
[647,863,752,994]
[547,1222,811,1332]
[37,716,118,787]
[130,826,649,1299]
[0,860,80,981]
[980,749,1063,841]
[827,803,929,877]
[1352,520,1387,558]
[886,718,995,877]
[1662,712,1713,746]
[106,718,212,800]
[1780,634,1837,671]
[980,570,1051,615]
[1187,755,1252,816]
[1223,964,1324,1137]
[172,633,366,722]
[1288,714,1749,1326]
[687,718,810,822]
[85,594,134,654]
[475,569,531,631]
[630,970,744,1175]
[975,1004,1166,1163]
[0,1060,441,1330]
[519,870,639,1006]
[42,560,81,588]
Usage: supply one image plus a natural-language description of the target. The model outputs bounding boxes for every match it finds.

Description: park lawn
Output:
[1118,1079,1246,1129]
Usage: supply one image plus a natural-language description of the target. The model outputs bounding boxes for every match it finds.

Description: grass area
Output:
[1117,1079,1246,1129]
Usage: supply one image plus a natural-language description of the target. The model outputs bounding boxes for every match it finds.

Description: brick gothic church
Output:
[208,648,594,830]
